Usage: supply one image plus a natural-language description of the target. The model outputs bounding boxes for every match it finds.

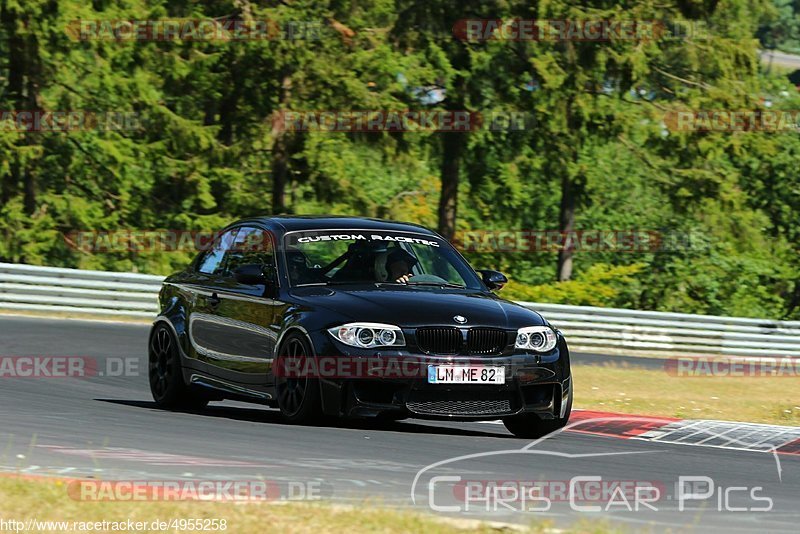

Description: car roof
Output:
[231,215,441,237]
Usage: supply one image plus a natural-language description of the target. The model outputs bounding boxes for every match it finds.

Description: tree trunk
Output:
[23,74,41,214]
[271,74,292,214]
[556,91,579,282]
[1,4,23,206]
[271,135,288,214]
[438,131,464,241]
[2,4,38,215]
[556,173,576,282]
[217,49,241,146]
[787,278,800,317]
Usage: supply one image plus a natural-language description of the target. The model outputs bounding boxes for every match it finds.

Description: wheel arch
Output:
[152,294,190,358]
[275,324,317,358]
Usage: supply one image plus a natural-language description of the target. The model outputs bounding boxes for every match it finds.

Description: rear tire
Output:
[148,323,209,410]
[503,384,572,439]
[275,333,321,423]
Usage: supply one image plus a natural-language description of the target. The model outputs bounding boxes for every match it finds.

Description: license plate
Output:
[427,365,505,384]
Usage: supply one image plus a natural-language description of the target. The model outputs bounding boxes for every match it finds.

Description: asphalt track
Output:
[0,315,797,532]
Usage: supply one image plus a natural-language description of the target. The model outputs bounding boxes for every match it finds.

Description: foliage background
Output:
[1,0,798,319]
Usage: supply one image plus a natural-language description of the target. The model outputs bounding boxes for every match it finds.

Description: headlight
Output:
[515,326,557,352]
[328,323,405,348]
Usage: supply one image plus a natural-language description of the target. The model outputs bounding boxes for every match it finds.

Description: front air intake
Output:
[466,327,507,355]
[415,327,462,354]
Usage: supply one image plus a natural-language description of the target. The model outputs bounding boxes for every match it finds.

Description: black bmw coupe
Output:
[149,216,572,438]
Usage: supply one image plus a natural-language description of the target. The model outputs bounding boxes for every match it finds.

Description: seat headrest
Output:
[374,250,390,281]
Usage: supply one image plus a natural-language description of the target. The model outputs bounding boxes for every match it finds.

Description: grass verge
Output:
[573,363,800,426]
[0,476,558,534]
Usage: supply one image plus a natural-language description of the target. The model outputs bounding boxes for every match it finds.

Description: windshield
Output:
[283,230,482,289]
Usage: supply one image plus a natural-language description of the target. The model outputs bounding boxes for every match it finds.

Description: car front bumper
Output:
[308,330,572,421]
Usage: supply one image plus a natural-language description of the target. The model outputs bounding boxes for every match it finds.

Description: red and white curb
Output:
[570,410,800,455]
[635,419,800,455]
[484,409,800,456]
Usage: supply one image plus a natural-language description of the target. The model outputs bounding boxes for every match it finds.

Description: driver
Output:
[334,242,418,284]
[383,248,418,284]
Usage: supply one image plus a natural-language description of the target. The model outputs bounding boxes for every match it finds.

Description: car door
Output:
[189,227,241,370]
[192,226,280,384]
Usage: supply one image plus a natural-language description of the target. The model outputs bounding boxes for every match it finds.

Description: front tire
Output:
[503,384,572,439]
[148,323,209,410]
[274,333,321,423]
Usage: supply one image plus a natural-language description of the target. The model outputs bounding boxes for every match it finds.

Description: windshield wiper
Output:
[293,280,370,287]
[323,280,377,286]
[298,280,467,289]
[405,281,466,289]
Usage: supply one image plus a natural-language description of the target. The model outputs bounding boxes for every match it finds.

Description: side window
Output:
[225,227,275,274]
[197,228,239,275]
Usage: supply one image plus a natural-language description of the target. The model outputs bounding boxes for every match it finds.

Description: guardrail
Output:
[1,262,799,356]
[518,302,800,357]
[0,262,162,318]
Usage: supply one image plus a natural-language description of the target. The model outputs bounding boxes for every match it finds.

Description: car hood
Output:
[288,286,546,329]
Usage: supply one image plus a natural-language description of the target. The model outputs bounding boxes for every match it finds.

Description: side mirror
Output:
[233,264,268,285]
[478,269,508,291]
